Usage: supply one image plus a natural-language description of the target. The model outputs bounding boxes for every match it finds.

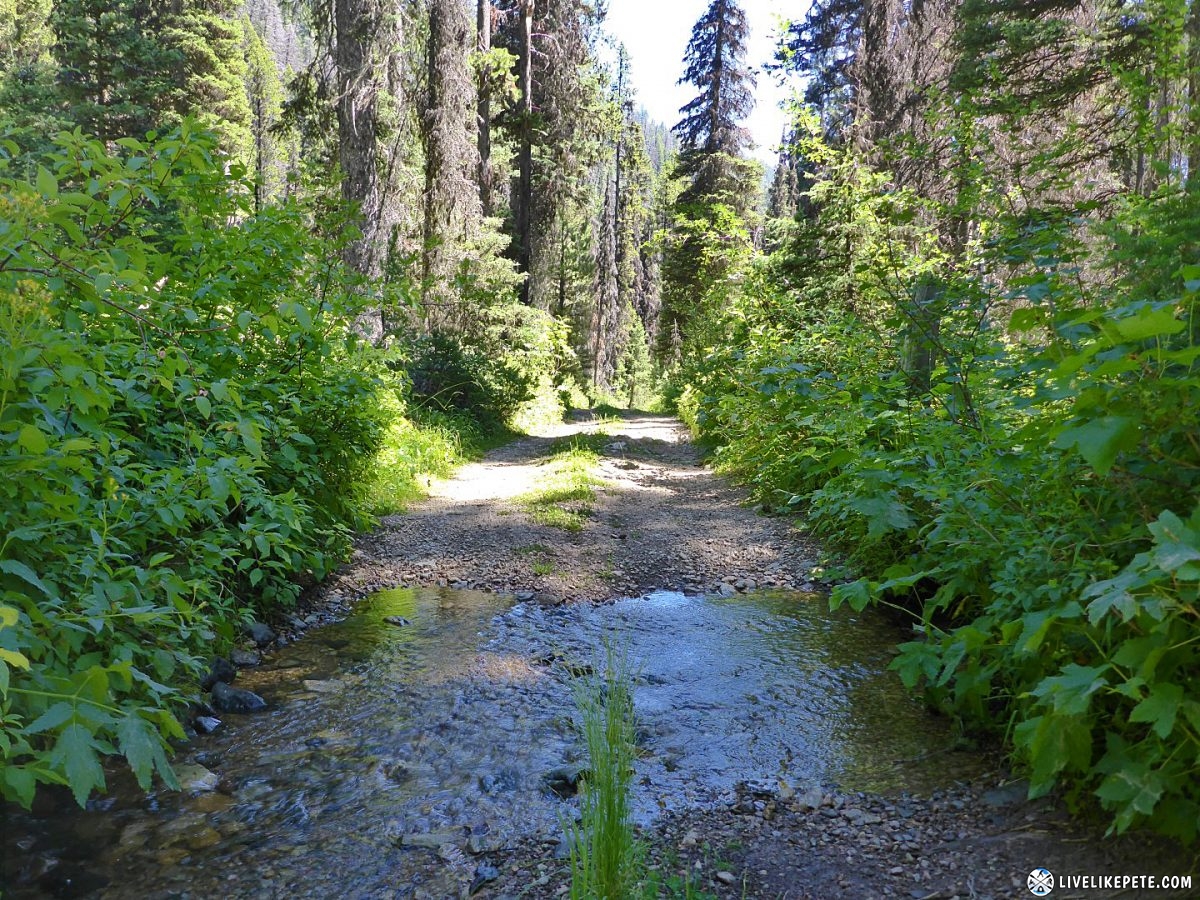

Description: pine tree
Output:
[163,0,253,164]
[50,0,179,141]
[241,14,288,209]
[662,0,760,356]
[675,0,754,157]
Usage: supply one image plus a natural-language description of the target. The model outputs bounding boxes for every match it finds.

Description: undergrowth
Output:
[675,114,1200,841]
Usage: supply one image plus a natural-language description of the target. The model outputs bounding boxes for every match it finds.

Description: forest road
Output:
[312,408,821,610]
[288,410,1193,900]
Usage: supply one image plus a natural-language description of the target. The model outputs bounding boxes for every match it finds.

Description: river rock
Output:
[211,681,268,714]
[246,621,276,647]
[201,657,236,691]
[469,864,500,896]
[175,763,220,793]
[397,831,461,849]
[533,591,561,606]
[230,648,261,667]
[543,764,587,798]
[193,715,222,735]
[383,615,412,627]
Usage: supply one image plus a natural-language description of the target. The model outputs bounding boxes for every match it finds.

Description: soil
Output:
[287,410,1195,900]
[294,410,821,624]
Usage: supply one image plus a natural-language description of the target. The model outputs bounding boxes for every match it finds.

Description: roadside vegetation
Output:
[519,440,606,533]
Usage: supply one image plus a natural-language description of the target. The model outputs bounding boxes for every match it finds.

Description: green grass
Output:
[533,560,555,576]
[568,643,641,900]
[564,648,722,900]
[368,403,519,516]
[518,444,605,532]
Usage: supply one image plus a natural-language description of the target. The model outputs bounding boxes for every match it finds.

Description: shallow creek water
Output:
[2,588,981,899]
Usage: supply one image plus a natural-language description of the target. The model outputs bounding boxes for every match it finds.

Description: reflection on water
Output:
[1,588,979,899]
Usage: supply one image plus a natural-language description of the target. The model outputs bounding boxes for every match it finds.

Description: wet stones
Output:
[543,764,587,799]
[175,763,220,793]
[193,715,222,734]
[246,621,277,647]
[383,615,412,627]
[211,681,267,714]
[230,647,261,667]
[200,657,236,691]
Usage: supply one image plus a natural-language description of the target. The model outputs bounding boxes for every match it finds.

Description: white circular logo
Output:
[1028,868,1054,896]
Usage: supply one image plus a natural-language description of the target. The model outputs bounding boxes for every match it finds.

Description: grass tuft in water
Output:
[568,643,640,899]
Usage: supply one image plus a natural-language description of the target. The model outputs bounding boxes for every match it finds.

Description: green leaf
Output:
[118,713,177,791]
[52,723,106,807]
[36,165,58,198]
[0,605,18,628]
[0,648,30,670]
[1111,307,1184,342]
[1129,683,1183,739]
[24,701,75,734]
[4,766,36,808]
[17,424,49,454]
[1095,764,1164,829]
[194,394,212,418]
[1053,416,1139,475]
[1147,511,1200,576]
[1030,663,1108,715]
[1014,713,1092,793]
[0,559,52,598]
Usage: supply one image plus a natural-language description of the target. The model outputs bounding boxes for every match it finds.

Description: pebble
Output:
[716,871,737,884]
[174,763,219,793]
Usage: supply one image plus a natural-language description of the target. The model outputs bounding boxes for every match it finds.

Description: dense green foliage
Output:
[0,126,399,806]
[677,92,1200,837]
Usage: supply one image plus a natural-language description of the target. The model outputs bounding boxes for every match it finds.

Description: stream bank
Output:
[2,412,1192,899]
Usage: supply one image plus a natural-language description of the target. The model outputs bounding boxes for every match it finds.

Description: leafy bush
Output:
[0,124,391,807]
[676,122,1200,840]
[403,301,577,430]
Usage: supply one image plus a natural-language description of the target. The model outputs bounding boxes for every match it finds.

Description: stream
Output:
[2,588,982,899]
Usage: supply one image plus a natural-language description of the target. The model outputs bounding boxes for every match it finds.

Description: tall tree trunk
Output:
[516,0,535,303]
[334,0,394,341]
[477,0,493,215]
[1187,0,1200,189]
[422,0,481,328]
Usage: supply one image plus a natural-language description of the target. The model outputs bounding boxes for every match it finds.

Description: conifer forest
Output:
[3,0,1200,896]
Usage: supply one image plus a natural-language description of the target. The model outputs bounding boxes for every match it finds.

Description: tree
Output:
[675,0,754,156]
[662,0,760,356]
[50,0,179,142]
[241,14,288,209]
[421,0,484,324]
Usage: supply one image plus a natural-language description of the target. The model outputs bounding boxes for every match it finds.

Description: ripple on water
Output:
[1,586,980,898]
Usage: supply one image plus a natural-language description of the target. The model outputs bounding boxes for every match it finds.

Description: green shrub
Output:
[676,123,1200,840]
[0,123,391,807]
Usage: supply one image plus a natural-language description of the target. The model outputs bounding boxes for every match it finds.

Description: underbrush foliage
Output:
[0,125,395,807]
[678,120,1200,839]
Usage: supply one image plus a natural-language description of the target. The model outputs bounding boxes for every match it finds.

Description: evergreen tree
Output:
[50,0,179,141]
[241,14,288,209]
[675,0,754,156]
[163,0,253,164]
[662,0,760,357]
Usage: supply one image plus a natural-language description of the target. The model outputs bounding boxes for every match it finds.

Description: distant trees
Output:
[661,0,760,355]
